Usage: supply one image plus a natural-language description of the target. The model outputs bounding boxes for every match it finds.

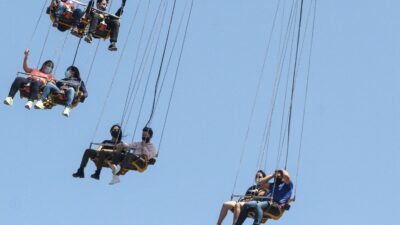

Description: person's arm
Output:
[79,81,88,102]
[23,49,33,73]
[115,0,126,17]
[281,169,291,184]
[257,172,275,187]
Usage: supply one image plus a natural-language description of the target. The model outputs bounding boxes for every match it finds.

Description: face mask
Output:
[44,66,53,74]
[142,136,150,143]
[98,3,107,11]
[111,130,120,139]
[65,70,72,78]
[275,177,283,185]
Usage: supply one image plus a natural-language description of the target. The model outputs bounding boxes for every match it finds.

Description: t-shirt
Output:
[100,140,121,151]
[29,69,54,85]
[123,142,157,159]
[264,181,293,204]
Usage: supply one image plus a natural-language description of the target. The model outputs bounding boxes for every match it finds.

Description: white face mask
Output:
[65,70,72,78]
[44,66,53,74]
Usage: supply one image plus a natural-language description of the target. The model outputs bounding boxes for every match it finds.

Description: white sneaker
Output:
[34,100,45,109]
[109,175,120,185]
[3,97,13,106]
[62,106,71,117]
[25,100,33,110]
[110,164,121,175]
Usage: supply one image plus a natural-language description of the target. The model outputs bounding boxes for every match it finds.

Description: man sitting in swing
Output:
[235,169,293,225]
[84,0,126,51]
[108,127,157,185]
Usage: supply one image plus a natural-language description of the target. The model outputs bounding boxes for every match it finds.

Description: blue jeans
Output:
[41,83,75,106]
[235,201,270,225]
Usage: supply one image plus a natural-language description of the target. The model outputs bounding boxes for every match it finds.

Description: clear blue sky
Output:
[1,1,399,225]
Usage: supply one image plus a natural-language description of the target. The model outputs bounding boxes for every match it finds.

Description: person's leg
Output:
[85,12,99,43]
[112,151,125,165]
[235,201,258,225]
[8,77,29,98]
[65,87,75,106]
[28,80,41,101]
[41,82,61,100]
[254,201,270,225]
[90,151,108,179]
[216,201,236,225]
[233,202,245,225]
[72,8,83,27]
[73,149,97,178]
[108,19,120,51]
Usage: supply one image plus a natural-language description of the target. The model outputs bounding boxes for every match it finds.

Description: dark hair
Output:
[97,0,109,4]
[66,66,81,80]
[41,60,54,70]
[110,124,123,142]
[142,127,153,138]
[255,170,266,180]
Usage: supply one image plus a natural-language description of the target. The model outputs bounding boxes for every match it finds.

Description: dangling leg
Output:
[72,149,97,178]
[25,80,41,110]
[216,201,236,225]
[233,202,245,225]
[4,77,29,106]
[62,87,75,117]
[108,18,120,51]
[35,82,61,109]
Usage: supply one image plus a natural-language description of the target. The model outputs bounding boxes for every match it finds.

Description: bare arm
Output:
[282,169,291,184]
[257,173,275,188]
[23,49,33,73]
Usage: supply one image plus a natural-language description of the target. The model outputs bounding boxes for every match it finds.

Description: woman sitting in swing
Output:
[216,170,268,225]
[3,49,55,109]
[34,66,88,117]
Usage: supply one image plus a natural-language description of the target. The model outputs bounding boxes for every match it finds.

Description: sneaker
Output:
[72,168,84,178]
[62,106,71,117]
[84,34,93,43]
[108,42,117,51]
[34,100,45,109]
[71,27,80,36]
[110,164,121,175]
[109,175,120,185]
[90,170,100,180]
[25,100,33,110]
[3,97,13,106]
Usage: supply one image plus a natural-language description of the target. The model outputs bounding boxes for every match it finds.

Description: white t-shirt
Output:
[123,141,157,159]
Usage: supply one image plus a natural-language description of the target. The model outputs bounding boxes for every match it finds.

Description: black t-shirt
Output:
[100,140,121,151]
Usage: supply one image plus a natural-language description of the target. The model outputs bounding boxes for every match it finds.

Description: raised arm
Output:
[23,49,33,73]
[281,169,291,184]
[257,172,275,187]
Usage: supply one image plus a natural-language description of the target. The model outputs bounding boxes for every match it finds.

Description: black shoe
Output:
[108,42,117,51]
[90,170,100,180]
[72,168,84,178]
[84,34,93,43]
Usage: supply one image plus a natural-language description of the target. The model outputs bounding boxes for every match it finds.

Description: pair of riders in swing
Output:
[52,0,125,51]
[3,49,88,117]
[217,169,293,225]
[72,125,157,185]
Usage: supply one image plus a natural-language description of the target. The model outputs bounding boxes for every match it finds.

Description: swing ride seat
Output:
[47,0,89,36]
[89,148,156,176]
[247,202,291,223]
[19,84,83,109]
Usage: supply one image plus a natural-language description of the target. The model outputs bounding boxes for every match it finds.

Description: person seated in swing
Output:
[52,0,82,32]
[4,49,55,109]
[235,169,293,225]
[84,0,126,51]
[72,124,123,180]
[34,66,88,117]
[216,170,269,225]
[108,127,157,185]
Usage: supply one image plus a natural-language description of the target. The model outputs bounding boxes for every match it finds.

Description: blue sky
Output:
[0,1,399,225]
